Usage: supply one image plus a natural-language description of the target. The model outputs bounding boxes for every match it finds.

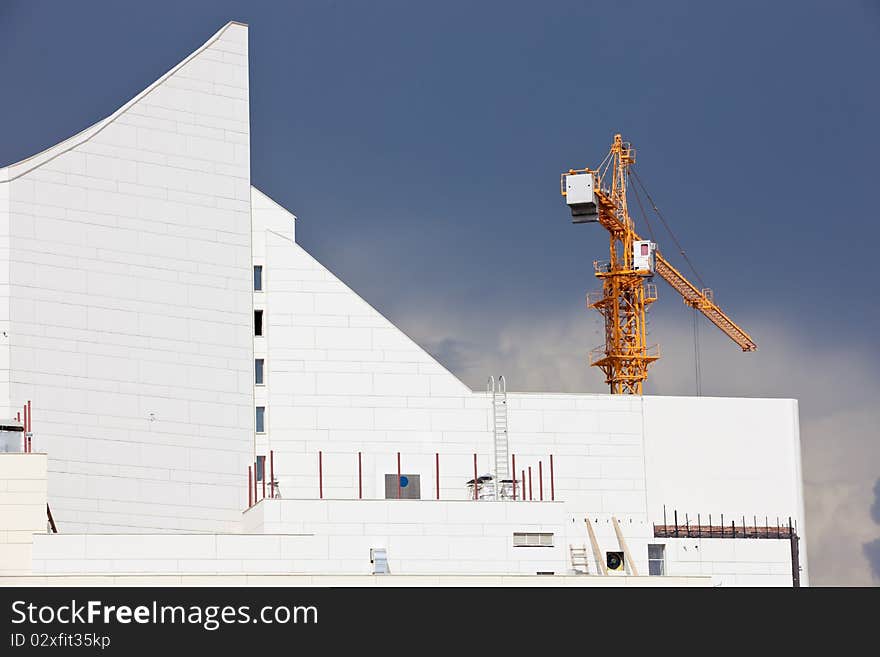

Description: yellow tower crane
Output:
[561,134,756,395]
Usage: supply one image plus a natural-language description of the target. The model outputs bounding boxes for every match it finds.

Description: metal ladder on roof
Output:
[488,376,508,498]
[570,544,590,574]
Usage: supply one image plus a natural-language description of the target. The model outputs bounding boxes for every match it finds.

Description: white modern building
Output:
[0,22,807,587]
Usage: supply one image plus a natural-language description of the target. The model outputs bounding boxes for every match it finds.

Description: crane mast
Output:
[561,134,756,395]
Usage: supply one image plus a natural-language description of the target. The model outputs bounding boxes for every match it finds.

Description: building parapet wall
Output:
[0,453,47,575]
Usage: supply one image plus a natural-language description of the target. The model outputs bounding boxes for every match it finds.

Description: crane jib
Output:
[654,256,757,352]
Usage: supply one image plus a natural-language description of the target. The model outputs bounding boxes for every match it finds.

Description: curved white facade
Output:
[0,22,253,533]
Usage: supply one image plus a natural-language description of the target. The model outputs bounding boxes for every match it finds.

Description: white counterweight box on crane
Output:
[563,171,598,223]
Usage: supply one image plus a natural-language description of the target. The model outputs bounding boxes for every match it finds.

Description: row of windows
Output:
[254,264,265,430]
[255,267,264,339]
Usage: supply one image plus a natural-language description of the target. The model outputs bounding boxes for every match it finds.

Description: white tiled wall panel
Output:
[0,23,253,533]
[0,454,48,575]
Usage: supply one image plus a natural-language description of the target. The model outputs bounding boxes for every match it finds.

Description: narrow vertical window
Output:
[255,358,265,385]
[254,265,263,291]
[648,544,666,576]
[256,455,266,481]
[254,310,263,336]
[256,406,266,434]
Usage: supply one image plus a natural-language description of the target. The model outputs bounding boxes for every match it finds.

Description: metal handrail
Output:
[589,343,660,365]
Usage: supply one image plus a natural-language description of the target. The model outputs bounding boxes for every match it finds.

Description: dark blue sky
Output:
[3,0,880,584]
[3,1,878,354]
[4,0,880,398]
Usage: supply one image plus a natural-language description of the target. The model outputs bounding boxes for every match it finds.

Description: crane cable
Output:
[693,306,702,396]
[630,166,704,395]
[628,179,657,244]
[630,167,706,290]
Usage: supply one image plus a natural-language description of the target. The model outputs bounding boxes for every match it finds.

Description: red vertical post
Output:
[27,400,32,453]
[397,451,401,499]
[269,450,275,499]
[539,461,544,501]
[22,405,28,453]
[248,466,253,507]
[262,458,266,500]
[358,452,363,500]
[521,470,526,502]
[319,451,323,499]
[550,454,555,501]
[435,452,440,500]
[253,461,258,503]
[511,454,517,500]
[528,466,533,501]
[473,453,479,500]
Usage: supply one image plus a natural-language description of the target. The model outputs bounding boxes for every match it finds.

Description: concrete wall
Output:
[0,22,254,533]
[0,453,47,575]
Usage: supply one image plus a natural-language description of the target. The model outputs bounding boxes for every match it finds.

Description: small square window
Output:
[254,265,263,291]
[254,310,263,336]
[255,406,266,434]
[255,358,265,385]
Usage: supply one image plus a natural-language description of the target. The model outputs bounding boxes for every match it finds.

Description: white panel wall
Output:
[642,395,808,584]
[662,537,796,586]
[0,454,47,575]
[33,498,567,576]
[0,23,254,533]
[0,181,10,417]
[251,199,650,515]
[255,207,483,503]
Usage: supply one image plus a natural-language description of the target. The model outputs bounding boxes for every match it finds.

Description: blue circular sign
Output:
[400,475,409,488]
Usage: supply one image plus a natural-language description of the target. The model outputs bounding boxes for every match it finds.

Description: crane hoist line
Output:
[561,133,756,395]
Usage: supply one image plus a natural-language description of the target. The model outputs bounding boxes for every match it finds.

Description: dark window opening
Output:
[254,310,263,336]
